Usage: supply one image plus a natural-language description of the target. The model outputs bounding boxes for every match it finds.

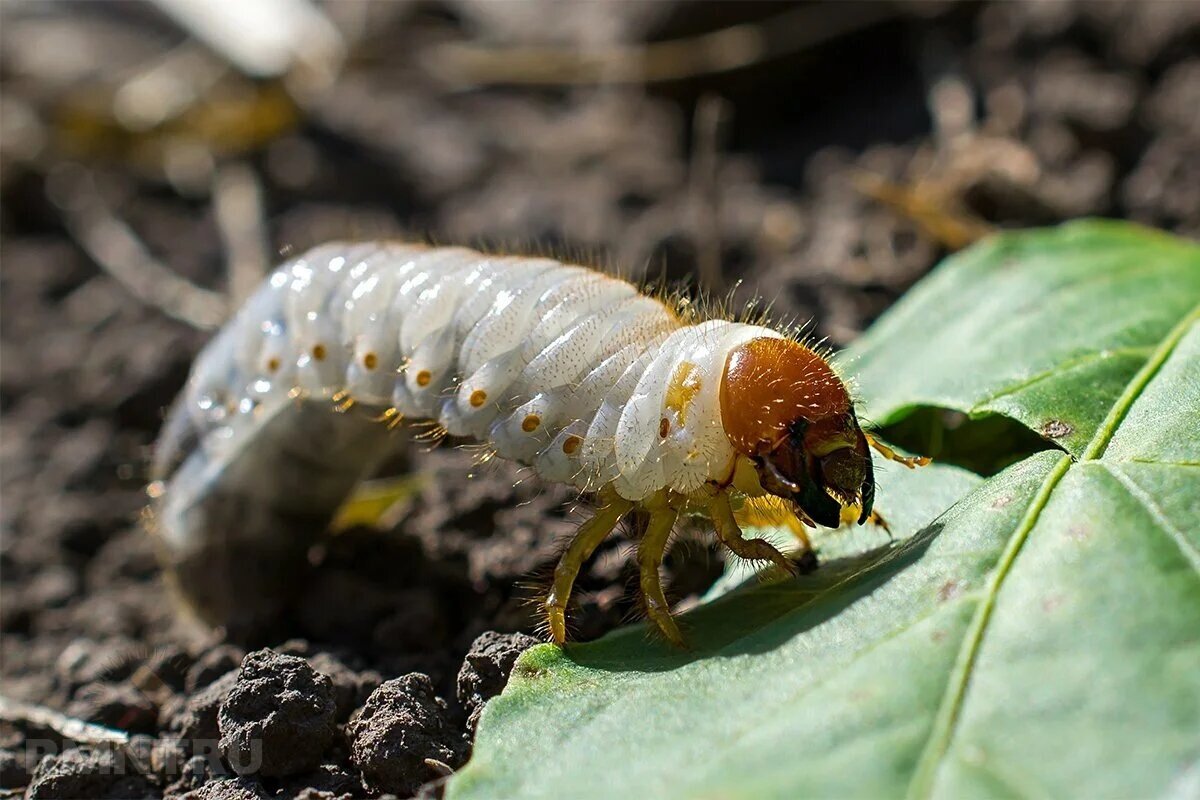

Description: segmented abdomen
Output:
[156,243,780,503]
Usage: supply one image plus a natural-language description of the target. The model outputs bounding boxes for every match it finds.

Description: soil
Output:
[2,2,1197,798]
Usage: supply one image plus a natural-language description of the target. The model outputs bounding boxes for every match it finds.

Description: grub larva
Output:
[150,242,924,644]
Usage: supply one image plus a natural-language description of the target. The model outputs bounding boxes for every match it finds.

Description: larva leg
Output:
[545,493,634,644]
[865,433,931,469]
[708,490,800,577]
[636,502,684,648]
[838,501,892,539]
[735,496,814,555]
[864,507,891,535]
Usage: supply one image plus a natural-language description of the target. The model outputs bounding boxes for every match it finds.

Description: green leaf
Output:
[448,221,1200,800]
[850,219,1200,460]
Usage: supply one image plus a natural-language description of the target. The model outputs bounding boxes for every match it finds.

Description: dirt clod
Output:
[178,776,270,800]
[162,755,212,798]
[25,747,154,800]
[307,651,383,723]
[167,670,237,744]
[281,763,365,800]
[456,632,540,733]
[4,2,1199,798]
[348,674,467,797]
[185,645,244,693]
[0,748,30,789]
[217,649,338,778]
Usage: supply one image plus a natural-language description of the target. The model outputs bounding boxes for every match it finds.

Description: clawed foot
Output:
[542,488,826,649]
[795,548,819,574]
[866,433,931,469]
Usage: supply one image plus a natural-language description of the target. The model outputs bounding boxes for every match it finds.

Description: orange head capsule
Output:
[720,337,874,528]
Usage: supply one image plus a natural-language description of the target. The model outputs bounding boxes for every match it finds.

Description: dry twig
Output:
[213,161,271,305]
[423,3,899,87]
[53,169,229,329]
[0,695,129,748]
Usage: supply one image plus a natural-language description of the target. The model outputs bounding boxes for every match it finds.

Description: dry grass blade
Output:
[56,169,229,329]
[422,3,900,87]
[0,694,129,747]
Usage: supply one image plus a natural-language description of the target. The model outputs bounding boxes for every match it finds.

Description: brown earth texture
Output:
[2,2,1198,798]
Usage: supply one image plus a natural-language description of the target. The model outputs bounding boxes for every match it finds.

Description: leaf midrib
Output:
[905,303,1200,799]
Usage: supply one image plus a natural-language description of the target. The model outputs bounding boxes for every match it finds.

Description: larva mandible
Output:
[149,242,925,645]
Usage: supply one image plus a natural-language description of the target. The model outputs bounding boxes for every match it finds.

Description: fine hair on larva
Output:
[149,241,926,644]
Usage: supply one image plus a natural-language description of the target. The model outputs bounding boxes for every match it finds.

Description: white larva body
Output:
[151,242,798,636]
[156,243,784,503]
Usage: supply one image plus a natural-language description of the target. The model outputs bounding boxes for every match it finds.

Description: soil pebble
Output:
[185,645,244,693]
[281,763,365,800]
[4,3,1200,799]
[456,631,540,733]
[178,776,270,800]
[307,651,384,723]
[162,753,212,798]
[0,748,30,789]
[217,649,338,777]
[347,674,467,796]
[25,747,154,800]
[167,670,238,744]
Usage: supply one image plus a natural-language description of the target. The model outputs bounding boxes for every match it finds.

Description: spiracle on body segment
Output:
[149,242,926,645]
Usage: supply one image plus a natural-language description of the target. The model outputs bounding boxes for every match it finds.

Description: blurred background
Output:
[1,0,1199,795]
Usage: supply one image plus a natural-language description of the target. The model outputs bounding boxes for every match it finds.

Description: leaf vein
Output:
[973,346,1152,408]
[1100,462,1200,575]
[907,302,1200,799]
[905,454,1072,800]
[1129,458,1200,468]
[1083,306,1200,460]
